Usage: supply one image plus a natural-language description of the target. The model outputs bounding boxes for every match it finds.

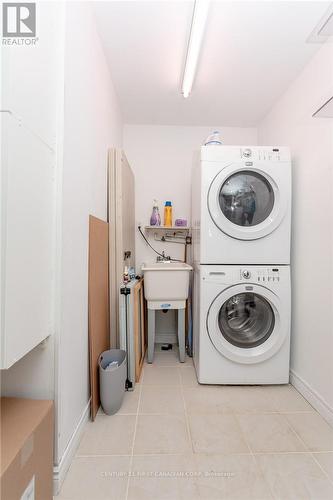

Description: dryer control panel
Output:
[240,147,283,162]
[201,145,290,162]
[240,267,281,283]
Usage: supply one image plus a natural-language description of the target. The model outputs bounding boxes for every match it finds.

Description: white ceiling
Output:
[93,1,331,126]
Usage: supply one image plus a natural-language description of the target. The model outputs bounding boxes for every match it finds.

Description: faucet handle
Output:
[156,252,170,262]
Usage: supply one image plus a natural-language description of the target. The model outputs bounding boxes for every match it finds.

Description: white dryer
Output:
[193,264,290,384]
[192,146,291,265]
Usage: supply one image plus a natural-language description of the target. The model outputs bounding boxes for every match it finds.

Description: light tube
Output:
[182,0,210,98]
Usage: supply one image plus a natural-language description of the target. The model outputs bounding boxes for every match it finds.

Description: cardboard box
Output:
[1,397,54,500]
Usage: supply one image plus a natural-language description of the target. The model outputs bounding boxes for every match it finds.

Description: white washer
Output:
[193,264,291,384]
[192,146,291,265]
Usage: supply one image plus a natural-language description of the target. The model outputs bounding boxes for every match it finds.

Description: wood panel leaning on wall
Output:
[88,216,110,420]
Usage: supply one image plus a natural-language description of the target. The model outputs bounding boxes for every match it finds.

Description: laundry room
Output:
[1,1,333,499]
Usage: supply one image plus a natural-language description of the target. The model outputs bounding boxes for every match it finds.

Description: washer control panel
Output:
[240,268,281,283]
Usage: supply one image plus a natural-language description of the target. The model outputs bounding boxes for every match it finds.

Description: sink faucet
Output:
[157,251,171,262]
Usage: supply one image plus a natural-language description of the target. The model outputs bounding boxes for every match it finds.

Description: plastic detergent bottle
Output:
[204,130,222,145]
[164,201,173,227]
[150,199,161,226]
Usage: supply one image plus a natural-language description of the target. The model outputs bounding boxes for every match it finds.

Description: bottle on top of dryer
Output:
[204,130,222,145]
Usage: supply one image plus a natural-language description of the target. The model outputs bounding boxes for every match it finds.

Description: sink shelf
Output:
[145,225,190,231]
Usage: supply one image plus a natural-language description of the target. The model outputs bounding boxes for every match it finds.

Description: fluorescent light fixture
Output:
[182,0,210,98]
[307,3,333,43]
[318,11,333,36]
[313,96,333,118]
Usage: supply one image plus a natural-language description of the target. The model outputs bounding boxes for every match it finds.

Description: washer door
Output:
[207,284,286,364]
[207,163,287,240]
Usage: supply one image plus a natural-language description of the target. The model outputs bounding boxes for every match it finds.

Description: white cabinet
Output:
[1,113,55,368]
[1,1,60,147]
[0,2,61,369]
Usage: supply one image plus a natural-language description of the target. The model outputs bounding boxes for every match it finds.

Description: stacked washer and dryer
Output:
[191,146,291,384]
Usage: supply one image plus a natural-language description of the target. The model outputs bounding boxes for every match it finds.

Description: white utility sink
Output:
[142,261,193,364]
[142,261,193,308]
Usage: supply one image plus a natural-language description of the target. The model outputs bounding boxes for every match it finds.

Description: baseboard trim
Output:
[290,369,333,427]
[53,399,90,495]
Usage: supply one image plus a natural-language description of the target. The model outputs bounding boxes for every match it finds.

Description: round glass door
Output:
[219,171,274,227]
[218,292,275,349]
[207,284,285,364]
[208,164,288,241]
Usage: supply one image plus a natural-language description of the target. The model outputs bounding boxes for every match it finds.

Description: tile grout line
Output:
[178,359,202,499]
[235,411,296,499]
[251,452,276,499]
[236,411,289,500]
[283,413,313,452]
[179,365,196,455]
[75,449,323,458]
[311,452,333,486]
[233,413,257,457]
[124,367,144,500]
[283,414,333,486]
[233,414,258,465]
[249,450,325,456]
[98,409,316,416]
[249,435,277,499]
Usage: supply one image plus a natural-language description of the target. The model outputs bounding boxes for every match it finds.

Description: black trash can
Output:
[99,349,126,415]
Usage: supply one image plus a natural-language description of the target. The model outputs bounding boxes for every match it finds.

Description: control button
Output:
[243,148,252,158]
[242,270,251,279]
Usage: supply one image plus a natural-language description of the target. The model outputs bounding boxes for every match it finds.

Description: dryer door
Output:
[207,163,288,240]
[207,284,286,364]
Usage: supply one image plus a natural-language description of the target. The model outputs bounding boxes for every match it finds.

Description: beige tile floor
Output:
[57,346,333,500]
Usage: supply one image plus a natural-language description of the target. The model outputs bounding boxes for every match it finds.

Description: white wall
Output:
[56,1,123,466]
[124,125,257,341]
[258,43,333,422]
[124,125,257,268]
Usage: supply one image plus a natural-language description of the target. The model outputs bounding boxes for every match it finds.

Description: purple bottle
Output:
[150,200,161,226]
